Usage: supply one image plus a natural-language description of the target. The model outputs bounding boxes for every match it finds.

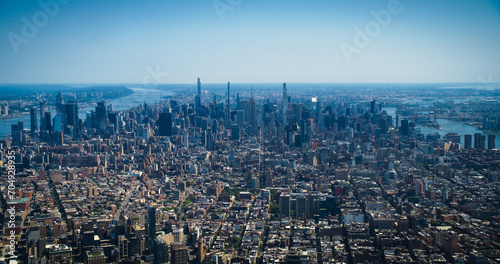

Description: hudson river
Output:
[0,87,170,137]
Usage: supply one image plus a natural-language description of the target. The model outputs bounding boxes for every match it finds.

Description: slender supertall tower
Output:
[236,93,240,109]
[283,83,288,125]
[226,82,231,126]
[248,87,256,129]
[198,77,201,97]
[227,82,230,107]
[195,78,201,115]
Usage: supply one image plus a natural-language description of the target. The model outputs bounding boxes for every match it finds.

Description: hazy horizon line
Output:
[1,82,499,86]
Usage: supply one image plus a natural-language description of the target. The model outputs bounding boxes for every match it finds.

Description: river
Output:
[0,87,170,137]
[384,107,500,148]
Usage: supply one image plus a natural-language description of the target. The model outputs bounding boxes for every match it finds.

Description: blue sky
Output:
[1,0,499,84]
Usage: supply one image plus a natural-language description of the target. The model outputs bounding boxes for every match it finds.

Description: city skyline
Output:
[1,1,500,263]
[2,78,500,263]
[1,0,500,84]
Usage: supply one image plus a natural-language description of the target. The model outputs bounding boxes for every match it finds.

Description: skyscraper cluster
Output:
[2,81,499,264]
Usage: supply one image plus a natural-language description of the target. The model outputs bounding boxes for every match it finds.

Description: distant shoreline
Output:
[0,113,29,120]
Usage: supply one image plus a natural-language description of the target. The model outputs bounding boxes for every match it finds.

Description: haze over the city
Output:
[2,1,500,264]
[1,0,500,84]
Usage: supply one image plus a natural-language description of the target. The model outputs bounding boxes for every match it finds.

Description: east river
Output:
[384,107,500,148]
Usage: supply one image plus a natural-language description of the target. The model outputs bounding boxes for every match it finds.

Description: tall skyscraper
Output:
[40,102,46,131]
[296,196,307,218]
[195,78,201,114]
[464,134,472,149]
[236,93,240,109]
[53,112,63,134]
[45,112,52,133]
[227,81,230,108]
[488,134,496,149]
[108,112,117,131]
[378,117,388,134]
[11,124,21,146]
[474,133,485,149]
[226,82,231,126]
[400,119,409,136]
[95,102,107,135]
[325,195,336,216]
[248,89,257,129]
[283,83,288,125]
[280,194,290,217]
[65,100,78,137]
[148,207,156,253]
[30,107,37,138]
[17,120,23,132]
[56,92,64,113]
[158,112,172,136]
[205,128,214,150]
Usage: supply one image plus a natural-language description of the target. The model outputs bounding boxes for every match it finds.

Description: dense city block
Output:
[1,82,499,264]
